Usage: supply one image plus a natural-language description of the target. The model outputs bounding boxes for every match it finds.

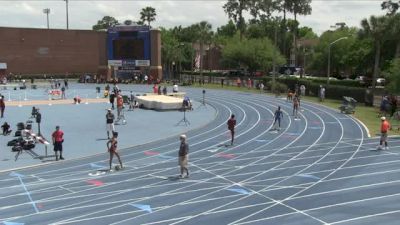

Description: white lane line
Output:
[41,97,279,224]
[57,97,294,225]
[330,209,400,224]
[58,186,76,194]
[226,100,355,225]
[167,162,328,225]
[109,97,331,225]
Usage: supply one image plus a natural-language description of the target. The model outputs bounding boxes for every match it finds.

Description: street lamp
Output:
[272,16,281,95]
[64,0,69,30]
[43,8,50,29]
[327,37,348,84]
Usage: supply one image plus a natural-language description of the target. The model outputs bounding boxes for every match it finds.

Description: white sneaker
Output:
[385,146,389,150]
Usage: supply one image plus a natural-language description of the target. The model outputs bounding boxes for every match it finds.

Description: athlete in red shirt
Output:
[52,126,64,160]
[227,115,236,145]
[378,117,391,150]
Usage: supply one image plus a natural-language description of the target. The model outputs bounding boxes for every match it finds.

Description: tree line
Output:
[91,1,400,92]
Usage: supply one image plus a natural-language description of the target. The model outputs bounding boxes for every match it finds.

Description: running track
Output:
[1,88,399,225]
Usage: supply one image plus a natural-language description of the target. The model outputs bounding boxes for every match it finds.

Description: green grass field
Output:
[187,83,400,137]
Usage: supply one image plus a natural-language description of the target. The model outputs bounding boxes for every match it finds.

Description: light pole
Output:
[43,8,50,29]
[327,37,348,84]
[272,16,281,95]
[64,0,69,30]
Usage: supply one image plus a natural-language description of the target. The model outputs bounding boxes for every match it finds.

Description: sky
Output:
[0,0,387,35]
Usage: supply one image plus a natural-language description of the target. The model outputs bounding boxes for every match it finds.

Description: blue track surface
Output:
[1,87,399,225]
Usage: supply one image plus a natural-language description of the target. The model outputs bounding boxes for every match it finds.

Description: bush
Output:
[265,81,288,94]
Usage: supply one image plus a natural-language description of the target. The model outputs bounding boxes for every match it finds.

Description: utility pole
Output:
[64,0,69,30]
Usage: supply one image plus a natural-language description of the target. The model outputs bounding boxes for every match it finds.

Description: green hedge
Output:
[261,77,366,102]
[183,71,223,77]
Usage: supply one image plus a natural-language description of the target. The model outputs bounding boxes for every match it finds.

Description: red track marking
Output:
[86,179,104,186]
[144,151,160,156]
[217,153,236,159]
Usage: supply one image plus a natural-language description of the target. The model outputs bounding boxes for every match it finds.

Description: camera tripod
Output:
[176,107,190,126]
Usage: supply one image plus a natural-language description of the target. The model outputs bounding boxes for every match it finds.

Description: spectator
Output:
[162,86,167,95]
[300,84,306,96]
[1,122,11,135]
[0,95,5,118]
[319,85,326,102]
[173,83,179,93]
[61,86,66,99]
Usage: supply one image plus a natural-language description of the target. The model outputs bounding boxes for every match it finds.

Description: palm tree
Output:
[223,0,249,40]
[140,7,156,27]
[360,15,390,87]
[194,21,213,82]
[388,13,400,58]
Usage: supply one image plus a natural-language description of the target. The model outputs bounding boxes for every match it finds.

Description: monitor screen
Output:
[112,39,144,60]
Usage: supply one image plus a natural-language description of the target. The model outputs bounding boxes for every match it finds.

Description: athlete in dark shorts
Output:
[52,126,64,161]
[227,114,236,145]
[107,132,123,171]
[293,95,300,118]
[273,106,283,130]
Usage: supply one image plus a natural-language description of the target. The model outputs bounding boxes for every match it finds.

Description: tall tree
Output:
[223,0,249,40]
[360,15,390,87]
[248,0,280,22]
[217,20,237,37]
[92,16,119,31]
[387,13,400,58]
[287,0,312,67]
[384,58,400,93]
[381,0,400,15]
[193,21,213,79]
[140,6,156,27]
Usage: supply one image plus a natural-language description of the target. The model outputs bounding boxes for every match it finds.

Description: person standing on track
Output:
[0,95,5,118]
[116,91,123,118]
[52,126,64,161]
[178,134,189,178]
[106,109,115,139]
[107,131,123,171]
[293,94,300,118]
[227,115,236,145]
[273,106,283,131]
[377,116,391,150]
[109,91,115,110]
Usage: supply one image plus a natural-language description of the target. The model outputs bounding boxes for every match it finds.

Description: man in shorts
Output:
[377,116,391,150]
[227,115,236,145]
[116,91,123,117]
[52,126,64,161]
[178,134,189,178]
[106,109,115,139]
